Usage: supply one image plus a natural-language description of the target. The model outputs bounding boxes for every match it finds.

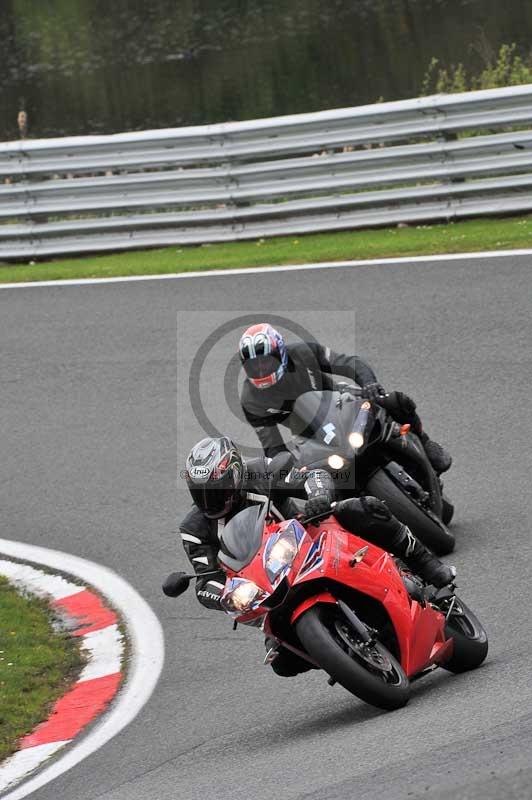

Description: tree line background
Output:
[1,0,531,140]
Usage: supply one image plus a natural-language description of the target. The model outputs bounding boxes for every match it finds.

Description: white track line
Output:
[0,539,165,800]
[0,248,531,289]
[0,745,69,792]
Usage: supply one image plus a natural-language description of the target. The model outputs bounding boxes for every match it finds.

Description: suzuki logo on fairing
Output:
[322,422,336,445]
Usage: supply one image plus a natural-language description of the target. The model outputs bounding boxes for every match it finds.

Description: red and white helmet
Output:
[239,323,288,389]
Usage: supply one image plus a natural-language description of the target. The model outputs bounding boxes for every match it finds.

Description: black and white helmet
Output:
[185,437,244,519]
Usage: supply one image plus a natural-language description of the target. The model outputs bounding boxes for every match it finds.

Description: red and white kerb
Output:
[0,560,124,792]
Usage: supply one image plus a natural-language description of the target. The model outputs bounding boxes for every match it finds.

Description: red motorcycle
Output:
[171,501,488,711]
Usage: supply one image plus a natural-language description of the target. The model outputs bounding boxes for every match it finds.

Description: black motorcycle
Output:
[284,389,455,555]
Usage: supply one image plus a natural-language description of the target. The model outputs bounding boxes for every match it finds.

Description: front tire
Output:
[442,597,488,673]
[295,604,410,710]
[366,468,455,555]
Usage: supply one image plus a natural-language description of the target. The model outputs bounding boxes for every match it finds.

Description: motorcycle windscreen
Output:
[286,390,366,466]
[288,391,339,438]
[218,504,267,572]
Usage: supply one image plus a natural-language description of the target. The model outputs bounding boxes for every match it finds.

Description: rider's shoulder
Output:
[243,455,268,473]
[288,341,319,361]
[243,456,270,493]
[180,504,209,537]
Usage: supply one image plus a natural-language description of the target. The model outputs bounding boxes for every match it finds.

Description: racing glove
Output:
[304,494,332,520]
[360,381,386,401]
[304,469,335,523]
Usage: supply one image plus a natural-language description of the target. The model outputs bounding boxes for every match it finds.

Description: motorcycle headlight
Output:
[348,402,370,452]
[264,521,304,583]
[221,579,265,614]
[348,431,364,450]
[328,454,345,470]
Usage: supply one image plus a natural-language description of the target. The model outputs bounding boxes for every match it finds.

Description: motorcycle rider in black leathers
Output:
[164,436,455,677]
[238,323,452,474]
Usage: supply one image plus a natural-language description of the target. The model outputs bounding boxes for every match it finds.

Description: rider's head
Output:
[185,437,244,518]
[239,323,288,389]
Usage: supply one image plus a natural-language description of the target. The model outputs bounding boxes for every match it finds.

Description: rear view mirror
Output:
[162,571,192,597]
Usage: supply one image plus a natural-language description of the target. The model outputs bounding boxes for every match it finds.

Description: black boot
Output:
[420,433,452,474]
[395,524,456,588]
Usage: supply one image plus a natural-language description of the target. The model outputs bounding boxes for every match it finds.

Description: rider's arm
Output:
[242,405,288,458]
[180,512,226,611]
[309,342,378,387]
[274,468,336,520]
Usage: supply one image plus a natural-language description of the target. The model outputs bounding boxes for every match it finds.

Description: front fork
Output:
[275,592,375,666]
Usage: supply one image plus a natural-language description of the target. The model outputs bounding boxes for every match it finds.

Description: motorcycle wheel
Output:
[295,604,410,710]
[442,597,488,674]
[366,468,455,555]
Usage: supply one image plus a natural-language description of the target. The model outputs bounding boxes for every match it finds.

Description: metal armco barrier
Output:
[1,85,532,260]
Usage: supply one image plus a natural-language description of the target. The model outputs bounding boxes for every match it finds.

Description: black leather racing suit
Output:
[240,341,423,457]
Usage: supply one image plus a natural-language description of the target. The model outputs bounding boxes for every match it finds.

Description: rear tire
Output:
[442,597,488,673]
[295,605,410,710]
[366,468,455,555]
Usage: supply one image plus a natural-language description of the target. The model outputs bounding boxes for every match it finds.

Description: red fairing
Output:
[291,518,450,676]
[290,592,337,624]
[221,515,452,679]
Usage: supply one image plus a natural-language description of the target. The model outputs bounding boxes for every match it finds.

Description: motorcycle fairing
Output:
[221,515,451,678]
[290,591,338,624]
[287,518,450,676]
[218,504,268,571]
[286,390,377,471]
[295,530,327,580]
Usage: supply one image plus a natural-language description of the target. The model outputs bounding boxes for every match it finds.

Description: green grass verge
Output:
[0,575,82,762]
[1,215,532,284]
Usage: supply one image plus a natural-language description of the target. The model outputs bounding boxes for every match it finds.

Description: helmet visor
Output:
[243,353,281,380]
[188,480,235,518]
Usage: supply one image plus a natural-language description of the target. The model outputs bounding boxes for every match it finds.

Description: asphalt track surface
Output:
[2,253,532,800]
